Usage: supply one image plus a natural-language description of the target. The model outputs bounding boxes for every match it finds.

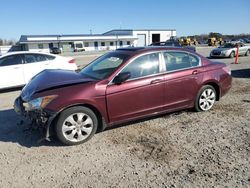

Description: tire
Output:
[245,50,250,56]
[55,106,98,145]
[229,51,235,58]
[195,85,217,112]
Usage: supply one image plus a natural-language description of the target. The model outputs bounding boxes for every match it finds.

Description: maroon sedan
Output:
[14,47,232,145]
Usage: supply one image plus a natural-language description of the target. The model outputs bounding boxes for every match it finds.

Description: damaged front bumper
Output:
[14,96,57,141]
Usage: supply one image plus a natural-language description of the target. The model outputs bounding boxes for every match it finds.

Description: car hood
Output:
[21,69,95,101]
[214,47,232,51]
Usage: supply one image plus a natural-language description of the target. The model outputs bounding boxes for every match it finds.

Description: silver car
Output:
[210,42,250,58]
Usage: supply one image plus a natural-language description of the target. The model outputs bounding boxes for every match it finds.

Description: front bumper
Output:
[210,50,230,58]
[14,97,57,140]
[210,53,228,57]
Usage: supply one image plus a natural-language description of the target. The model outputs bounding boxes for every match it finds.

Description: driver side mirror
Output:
[113,72,131,84]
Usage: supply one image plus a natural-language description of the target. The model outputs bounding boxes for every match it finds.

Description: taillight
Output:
[69,59,75,64]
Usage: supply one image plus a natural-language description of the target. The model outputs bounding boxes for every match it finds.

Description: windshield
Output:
[80,52,129,80]
[220,43,235,48]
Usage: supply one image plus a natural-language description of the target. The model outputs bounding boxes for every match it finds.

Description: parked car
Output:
[244,38,250,43]
[210,42,250,58]
[14,47,232,145]
[0,51,77,89]
[73,42,85,52]
[50,47,61,54]
[150,41,196,52]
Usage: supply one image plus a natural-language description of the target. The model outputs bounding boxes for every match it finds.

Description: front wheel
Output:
[55,106,98,145]
[195,85,217,112]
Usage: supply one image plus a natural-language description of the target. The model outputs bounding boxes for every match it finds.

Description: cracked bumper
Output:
[14,97,57,140]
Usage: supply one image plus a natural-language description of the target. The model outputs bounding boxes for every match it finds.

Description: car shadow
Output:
[104,110,188,132]
[207,56,231,59]
[0,108,62,148]
[231,69,250,78]
[0,107,189,148]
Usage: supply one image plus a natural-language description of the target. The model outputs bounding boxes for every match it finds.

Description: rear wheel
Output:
[229,51,235,58]
[195,85,216,112]
[55,106,98,145]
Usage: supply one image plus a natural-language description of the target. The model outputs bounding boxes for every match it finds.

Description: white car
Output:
[210,42,250,58]
[0,51,77,89]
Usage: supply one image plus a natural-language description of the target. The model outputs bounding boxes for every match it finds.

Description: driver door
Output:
[0,54,24,89]
[106,52,165,123]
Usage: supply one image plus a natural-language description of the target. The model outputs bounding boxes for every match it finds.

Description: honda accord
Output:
[14,47,232,145]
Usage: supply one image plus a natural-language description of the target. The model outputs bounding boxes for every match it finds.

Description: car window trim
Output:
[108,51,164,85]
[161,50,202,73]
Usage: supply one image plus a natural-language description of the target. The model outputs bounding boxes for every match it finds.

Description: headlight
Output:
[27,95,57,111]
[221,51,226,55]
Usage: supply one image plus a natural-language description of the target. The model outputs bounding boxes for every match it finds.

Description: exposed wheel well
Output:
[82,104,106,133]
[204,82,220,101]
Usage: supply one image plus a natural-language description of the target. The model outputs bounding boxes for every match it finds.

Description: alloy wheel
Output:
[199,88,216,111]
[62,113,93,142]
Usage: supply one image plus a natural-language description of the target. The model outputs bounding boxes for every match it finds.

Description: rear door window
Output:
[24,54,50,63]
[24,54,36,63]
[0,55,22,66]
[45,55,56,60]
[34,54,47,62]
[163,51,198,72]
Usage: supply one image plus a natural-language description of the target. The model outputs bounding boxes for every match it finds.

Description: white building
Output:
[18,29,176,53]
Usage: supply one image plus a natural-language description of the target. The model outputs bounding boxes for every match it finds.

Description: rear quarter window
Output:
[189,54,200,67]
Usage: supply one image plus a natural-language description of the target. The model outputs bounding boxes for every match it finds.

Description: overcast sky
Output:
[1,0,250,40]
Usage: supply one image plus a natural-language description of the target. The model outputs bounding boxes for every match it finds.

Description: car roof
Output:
[0,51,57,58]
[116,46,191,54]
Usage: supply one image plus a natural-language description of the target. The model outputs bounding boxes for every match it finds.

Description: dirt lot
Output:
[0,47,250,187]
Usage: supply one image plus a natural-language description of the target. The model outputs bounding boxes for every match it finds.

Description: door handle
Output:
[150,79,163,84]
[13,67,20,69]
[192,70,199,75]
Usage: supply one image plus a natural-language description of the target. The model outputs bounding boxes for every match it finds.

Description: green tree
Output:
[208,32,223,38]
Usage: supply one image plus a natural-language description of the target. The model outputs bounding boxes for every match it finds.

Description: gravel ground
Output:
[0,47,250,187]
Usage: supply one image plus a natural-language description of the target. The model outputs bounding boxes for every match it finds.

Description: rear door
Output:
[239,43,247,55]
[162,51,203,110]
[23,53,54,83]
[106,52,165,123]
[0,54,24,89]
